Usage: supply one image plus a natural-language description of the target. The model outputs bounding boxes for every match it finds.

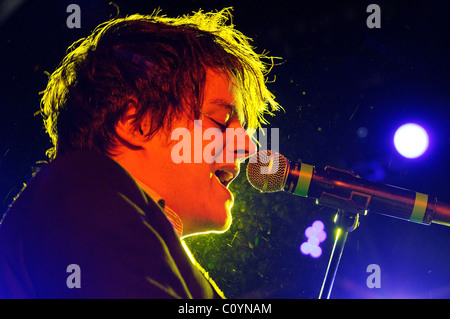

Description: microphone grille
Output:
[246,150,288,192]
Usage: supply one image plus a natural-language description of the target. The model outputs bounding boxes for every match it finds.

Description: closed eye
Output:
[207,117,228,131]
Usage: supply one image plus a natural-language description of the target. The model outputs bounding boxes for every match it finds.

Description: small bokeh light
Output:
[393,123,429,159]
[300,220,327,258]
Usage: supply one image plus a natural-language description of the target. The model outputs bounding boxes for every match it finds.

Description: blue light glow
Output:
[394,123,429,158]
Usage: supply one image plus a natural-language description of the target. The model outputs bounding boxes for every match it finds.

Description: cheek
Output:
[172,163,213,194]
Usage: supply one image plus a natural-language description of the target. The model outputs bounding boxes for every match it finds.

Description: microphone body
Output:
[247,151,450,226]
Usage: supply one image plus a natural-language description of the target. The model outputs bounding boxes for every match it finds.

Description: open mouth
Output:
[214,169,238,188]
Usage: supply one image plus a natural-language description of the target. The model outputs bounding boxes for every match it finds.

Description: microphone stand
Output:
[318,210,359,299]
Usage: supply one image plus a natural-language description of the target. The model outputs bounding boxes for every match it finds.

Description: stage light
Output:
[394,123,429,158]
[310,245,322,258]
[300,242,312,254]
[308,236,319,246]
[357,126,368,138]
[300,220,326,258]
[312,220,324,231]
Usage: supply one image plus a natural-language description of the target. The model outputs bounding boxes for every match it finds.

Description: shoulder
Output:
[1,150,167,242]
[35,151,141,195]
[0,151,185,298]
[11,151,147,212]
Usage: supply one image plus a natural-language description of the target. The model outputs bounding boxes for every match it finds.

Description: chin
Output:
[214,211,232,233]
[206,209,233,234]
[214,202,234,231]
[182,209,232,238]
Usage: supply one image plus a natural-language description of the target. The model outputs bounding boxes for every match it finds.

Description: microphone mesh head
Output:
[246,150,288,192]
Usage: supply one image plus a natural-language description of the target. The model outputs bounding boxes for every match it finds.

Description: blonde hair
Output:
[41,7,281,159]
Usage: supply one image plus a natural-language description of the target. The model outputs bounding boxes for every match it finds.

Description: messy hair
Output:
[40,7,280,160]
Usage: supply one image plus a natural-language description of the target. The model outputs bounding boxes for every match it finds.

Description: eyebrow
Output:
[206,98,246,128]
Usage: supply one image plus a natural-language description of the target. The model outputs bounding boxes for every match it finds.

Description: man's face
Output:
[124,69,256,237]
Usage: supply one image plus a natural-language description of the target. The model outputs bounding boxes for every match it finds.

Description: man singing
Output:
[0,8,280,298]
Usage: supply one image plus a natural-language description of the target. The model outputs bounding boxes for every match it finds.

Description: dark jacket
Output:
[0,151,222,298]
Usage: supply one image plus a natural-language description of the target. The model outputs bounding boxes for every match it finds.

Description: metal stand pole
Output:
[318,210,359,299]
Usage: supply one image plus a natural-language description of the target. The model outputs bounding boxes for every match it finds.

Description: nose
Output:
[225,126,257,163]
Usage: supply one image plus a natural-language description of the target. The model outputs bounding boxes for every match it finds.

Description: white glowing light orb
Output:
[394,123,429,158]
[310,246,322,258]
[300,220,326,258]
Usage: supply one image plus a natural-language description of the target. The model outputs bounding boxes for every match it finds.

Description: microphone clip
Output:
[317,191,371,216]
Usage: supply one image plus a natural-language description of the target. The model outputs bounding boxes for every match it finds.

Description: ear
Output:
[115,104,147,149]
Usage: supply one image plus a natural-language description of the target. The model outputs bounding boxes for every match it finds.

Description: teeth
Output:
[222,171,234,182]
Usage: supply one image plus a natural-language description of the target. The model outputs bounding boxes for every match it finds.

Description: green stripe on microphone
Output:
[410,192,428,223]
[294,163,313,197]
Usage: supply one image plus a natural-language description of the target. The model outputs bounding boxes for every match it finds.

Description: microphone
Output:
[246,150,450,226]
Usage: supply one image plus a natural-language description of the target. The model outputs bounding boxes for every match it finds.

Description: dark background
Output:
[0,0,448,298]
